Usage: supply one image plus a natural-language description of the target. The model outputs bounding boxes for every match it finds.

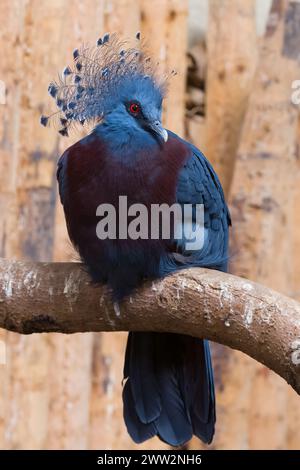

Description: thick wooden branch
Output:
[0,258,300,394]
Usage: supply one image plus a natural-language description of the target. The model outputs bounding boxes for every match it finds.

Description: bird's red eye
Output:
[129,103,140,115]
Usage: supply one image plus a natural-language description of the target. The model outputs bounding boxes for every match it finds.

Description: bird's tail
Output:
[122,332,215,447]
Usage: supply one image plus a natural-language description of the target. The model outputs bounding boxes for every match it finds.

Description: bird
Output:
[42,32,231,447]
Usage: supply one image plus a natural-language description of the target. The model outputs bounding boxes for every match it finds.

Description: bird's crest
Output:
[41,32,176,137]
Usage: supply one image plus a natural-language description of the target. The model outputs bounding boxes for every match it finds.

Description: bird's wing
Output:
[162,135,230,273]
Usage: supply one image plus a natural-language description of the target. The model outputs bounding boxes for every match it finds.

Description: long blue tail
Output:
[122,332,215,446]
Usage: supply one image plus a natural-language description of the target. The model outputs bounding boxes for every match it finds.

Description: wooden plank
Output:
[205,0,257,196]
[0,0,63,449]
[47,0,104,450]
[228,0,299,450]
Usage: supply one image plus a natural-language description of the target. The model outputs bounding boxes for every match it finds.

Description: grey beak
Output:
[149,120,168,142]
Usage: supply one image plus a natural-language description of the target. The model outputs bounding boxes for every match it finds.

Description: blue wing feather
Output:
[160,132,230,275]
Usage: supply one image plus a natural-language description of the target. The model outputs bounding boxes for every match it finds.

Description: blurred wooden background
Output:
[0,0,299,449]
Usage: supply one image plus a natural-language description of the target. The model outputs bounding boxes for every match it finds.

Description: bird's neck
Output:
[93,121,159,160]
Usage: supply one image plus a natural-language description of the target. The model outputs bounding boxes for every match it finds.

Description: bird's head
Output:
[103,75,168,143]
[41,33,174,144]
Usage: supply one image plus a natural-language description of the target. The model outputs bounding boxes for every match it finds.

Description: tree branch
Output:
[0,258,300,394]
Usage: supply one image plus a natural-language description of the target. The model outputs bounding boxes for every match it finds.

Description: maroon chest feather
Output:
[65,134,189,226]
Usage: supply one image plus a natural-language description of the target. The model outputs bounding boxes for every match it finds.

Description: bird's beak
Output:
[148,120,168,142]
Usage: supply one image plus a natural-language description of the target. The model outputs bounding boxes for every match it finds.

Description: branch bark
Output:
[0,259,300,395]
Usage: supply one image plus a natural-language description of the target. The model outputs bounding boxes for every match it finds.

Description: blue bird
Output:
[42,33,230,447]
